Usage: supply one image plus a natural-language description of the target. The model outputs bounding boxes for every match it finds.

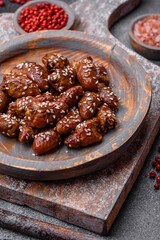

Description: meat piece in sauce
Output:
[95,64,110,86]
[97,104,117,133]
[25,62,49,91]
[7,101,17,117]
[33,128,62,155]
[2,74,41,99]
[48,86,58,96]
[56,107,83,135]
[64,117,102,148]
[77,56,98,91]
[69,59,80,76]
[98,83,119,109]
[11,62,49,91]
[0,114,19,137]
[49,66,76,92]
[33,92,57,102]
[0,84,12,113]
[7,92,56,118]
[25,100,69,129]
[42,53,69,74]
[0,53,120,155]
[57,85,84,108]
[79,91,101,119]
[18,119,36,144]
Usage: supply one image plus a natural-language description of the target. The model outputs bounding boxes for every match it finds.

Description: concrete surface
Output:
[0,0,160,239]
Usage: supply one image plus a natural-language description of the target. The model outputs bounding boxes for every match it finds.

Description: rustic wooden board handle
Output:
[0,208,102,240]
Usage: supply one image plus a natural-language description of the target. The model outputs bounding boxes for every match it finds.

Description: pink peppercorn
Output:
[154,183,159,190]
[152,160,157,166]
[0,1,4,6]
[156,176,160,183]
[156,164,160,171]
[155,155,160,161]
[9,0,30,4]
[150,171,156,178]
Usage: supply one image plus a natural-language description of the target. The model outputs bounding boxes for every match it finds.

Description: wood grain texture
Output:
[0,208,102,240]
[0,31,151,180]
[0,0,159,237]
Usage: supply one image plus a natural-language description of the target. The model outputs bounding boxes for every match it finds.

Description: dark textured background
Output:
[0,0,160,239]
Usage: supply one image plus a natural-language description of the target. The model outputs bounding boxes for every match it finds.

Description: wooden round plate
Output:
[0,30,151,180]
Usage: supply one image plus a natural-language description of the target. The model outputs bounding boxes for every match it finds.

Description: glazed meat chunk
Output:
[19,119,36,144]
[25,62,49,91]
[11,62,26,76]
[7,92,56,118]
[97,104,117,133]
[49,66,76,92]
[42,53,69,74]
[33,128,62,155]
[58,85,84,108]
[0,54,120,155]
[79,92,101,119]
[7,101,17,117]
[11,62,49,91]
[2,74,41,99]
[69,59,80,76]
[64,117,102,148]
[7,96,36,118]
[48,86,58,96]
[25,100,69,129]
[95,64,110,86]
[32,92,57,102]
[98,83,119,109]
[0,114,19,137]
[77,56,98,91]
[56,107,83,135]
[0,84,12,113]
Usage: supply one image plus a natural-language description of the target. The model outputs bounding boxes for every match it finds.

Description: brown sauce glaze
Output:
[0,54,119,155]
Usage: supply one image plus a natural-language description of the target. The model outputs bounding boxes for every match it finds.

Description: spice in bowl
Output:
[18,2,68,32]
[10,0,30,4]
[133,15,160,48]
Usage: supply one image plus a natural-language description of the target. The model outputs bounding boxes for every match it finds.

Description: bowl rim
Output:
[13,0,75,35]
[128,13,160,51]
